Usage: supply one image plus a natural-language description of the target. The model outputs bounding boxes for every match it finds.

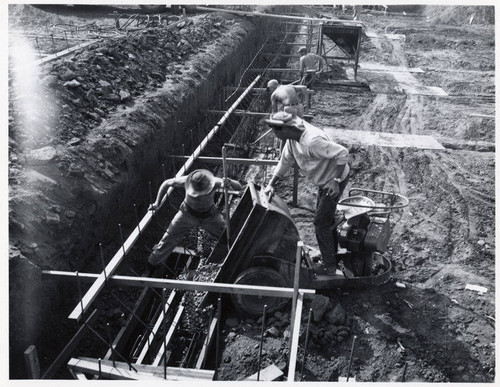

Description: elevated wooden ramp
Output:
[324,128,445,150]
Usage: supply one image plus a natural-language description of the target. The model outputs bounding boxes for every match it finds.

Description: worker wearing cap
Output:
[298,46,324,87]
[143,169,242,276]
[266,79,305,118]
[263,112,350,275]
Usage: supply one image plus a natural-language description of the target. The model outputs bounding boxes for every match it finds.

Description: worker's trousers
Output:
[314,177,349,267]
[148,203,225,267]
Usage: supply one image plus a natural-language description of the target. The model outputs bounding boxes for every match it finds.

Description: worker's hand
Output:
[223,177,232,189]
[325,182,340,197]
[263,184,275,201]
[148,203,159,212]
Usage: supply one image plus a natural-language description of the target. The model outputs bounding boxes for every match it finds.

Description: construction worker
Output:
[263,111,350,276]
[266,79,305,118]
[143,169,242,277]
[298,46,324,87]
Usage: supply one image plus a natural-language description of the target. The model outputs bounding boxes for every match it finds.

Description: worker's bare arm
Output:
[149,176,188,210]
[215,177,243,191]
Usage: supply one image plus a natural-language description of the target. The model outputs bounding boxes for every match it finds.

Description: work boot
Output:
[141,262,158,278]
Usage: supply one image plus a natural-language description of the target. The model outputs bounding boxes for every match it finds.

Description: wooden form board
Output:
[359,62,424,73]
[287,292,304,381]
[135,291,177,364]
[68,357,214,380]
[245,364,284,381]
[152,305,184,366]
[43,270,316,298]
[195,316,218,369]
[359,67,448,97]
[323,128,445,150]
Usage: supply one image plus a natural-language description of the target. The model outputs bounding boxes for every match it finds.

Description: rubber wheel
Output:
[231,266,288,318]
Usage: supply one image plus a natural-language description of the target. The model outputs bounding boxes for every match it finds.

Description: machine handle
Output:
[347,188,409,210]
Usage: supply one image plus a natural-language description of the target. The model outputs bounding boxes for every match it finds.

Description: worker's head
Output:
[263,111,303,142]
[298,46,308,55]
[266,79,279,93]
[186,169,216,197]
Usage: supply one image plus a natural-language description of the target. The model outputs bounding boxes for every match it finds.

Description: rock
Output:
[25,170,57,185]
[311,294,330,322]
[225,317,239,328]
[43,74,59,87]
[265,327,280,338]
[26,146,57,165]
[98,80,112,88]
[224,356,231,363]
[60,70,77,81]
[86,112,102,122]
[95,108,106,117]
[102,94,121,103]
[63,79,81,88]
[119,90,131,101]
[477,239,486,246]
[227,332,237,340]
[68,137,82,146]
[325,303,346,326]
[68,163,85,177]
[150,72,165,81]
[283,330,290,339]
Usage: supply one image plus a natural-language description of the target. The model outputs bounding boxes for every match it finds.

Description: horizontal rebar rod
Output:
[43,271,316,298]
[192,6,362,26]
[170,155,278,166]
[206,109,314,120]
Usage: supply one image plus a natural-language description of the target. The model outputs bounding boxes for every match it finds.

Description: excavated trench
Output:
[9,9,291,378]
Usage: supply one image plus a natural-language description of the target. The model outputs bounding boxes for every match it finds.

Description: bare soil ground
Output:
[8,4,494,382]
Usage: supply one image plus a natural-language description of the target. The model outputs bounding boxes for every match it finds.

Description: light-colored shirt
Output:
[274,119,349,191]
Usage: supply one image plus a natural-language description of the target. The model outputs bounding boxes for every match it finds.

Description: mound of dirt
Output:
[424,5,494,25]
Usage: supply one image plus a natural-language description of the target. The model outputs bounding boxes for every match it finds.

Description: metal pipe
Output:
[133,204,141,234]
[222,146,231,250]
[118,224,126,256]
[75,271,84,314]
[300,308,313,380]
[106,323,116,367]
[214,297,222,380]
[162,289,167,379]
[289,241,303,355]
[257,304,267,381]
[99,243,107,282]
[346,335,357,382]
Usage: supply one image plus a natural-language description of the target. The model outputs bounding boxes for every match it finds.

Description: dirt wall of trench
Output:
[8,9,276,378]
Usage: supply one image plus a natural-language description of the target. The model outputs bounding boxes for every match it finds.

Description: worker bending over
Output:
[263,112,350,275]
[266,79,305,118]
[298,46,324,87]
[143,169,242,277]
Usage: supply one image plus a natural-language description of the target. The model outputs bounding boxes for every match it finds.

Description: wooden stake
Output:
[24,345,40,379]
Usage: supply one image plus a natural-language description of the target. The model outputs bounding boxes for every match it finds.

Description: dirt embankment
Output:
[8,6,258,378]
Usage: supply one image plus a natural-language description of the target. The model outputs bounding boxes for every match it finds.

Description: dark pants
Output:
[313,177,349,267]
